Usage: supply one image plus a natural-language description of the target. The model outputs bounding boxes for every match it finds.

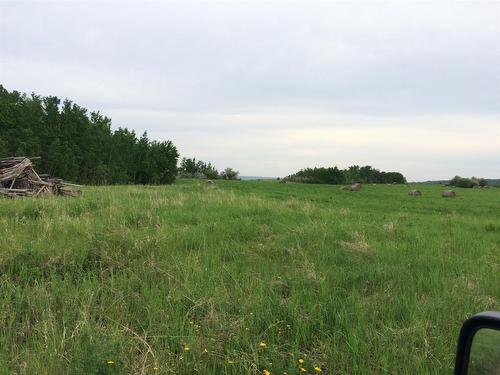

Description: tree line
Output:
[0,85,178,184]
[284,165,407,184]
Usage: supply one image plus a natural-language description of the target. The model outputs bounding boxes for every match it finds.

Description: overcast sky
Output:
[1,1,499,180]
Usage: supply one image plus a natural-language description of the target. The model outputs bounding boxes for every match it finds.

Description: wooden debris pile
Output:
[0,157,81,198]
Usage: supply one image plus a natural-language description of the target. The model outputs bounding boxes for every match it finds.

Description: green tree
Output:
[220,168,239,180]
[0,85,179,185]
[178,157,219,179]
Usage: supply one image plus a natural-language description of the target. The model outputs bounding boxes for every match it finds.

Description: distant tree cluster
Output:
[178,158,219,179]
[0,85,179,184]
[449,176,487,188]
[284,165,406,184]
[219,168,239,180]
[178,157,239,180]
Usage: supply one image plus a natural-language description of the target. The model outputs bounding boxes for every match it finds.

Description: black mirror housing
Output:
[454,311,500,375]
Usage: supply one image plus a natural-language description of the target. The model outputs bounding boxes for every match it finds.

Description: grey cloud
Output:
[2,1,499,114]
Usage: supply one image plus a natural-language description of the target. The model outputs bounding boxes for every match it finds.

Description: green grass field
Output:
[0,181,498,374]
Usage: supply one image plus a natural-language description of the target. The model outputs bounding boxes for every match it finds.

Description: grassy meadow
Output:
[0,180,498,374]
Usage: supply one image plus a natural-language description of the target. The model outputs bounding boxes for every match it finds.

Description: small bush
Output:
[219,167,239,180]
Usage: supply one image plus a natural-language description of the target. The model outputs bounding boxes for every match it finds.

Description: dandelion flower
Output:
[299,358,305,364]
[263,369,271,375]
[203,348,208,353]
[259,341,267,348]
[300,368,307,373]
[153,366,159,372]
[106,360,114,365]
[183,346,190,352]
[314,367,322,373]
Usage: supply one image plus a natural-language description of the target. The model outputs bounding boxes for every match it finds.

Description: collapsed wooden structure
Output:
[0,157,81,198]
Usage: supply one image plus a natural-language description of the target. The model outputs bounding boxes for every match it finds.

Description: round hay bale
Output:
[442,190,456,198]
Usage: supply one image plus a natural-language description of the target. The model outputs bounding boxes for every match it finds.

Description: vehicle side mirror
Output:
[454,311,500,375]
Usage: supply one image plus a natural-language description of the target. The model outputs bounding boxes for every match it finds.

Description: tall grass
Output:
[0,181,498,374]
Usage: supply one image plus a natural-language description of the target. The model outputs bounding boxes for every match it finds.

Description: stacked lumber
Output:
[0,157,81,198]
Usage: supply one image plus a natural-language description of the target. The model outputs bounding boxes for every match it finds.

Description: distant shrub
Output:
[478,178,488,187]
[449,175,485,188]
[220,168,239,180]
[178,157,220,179]
[202,165,219,180]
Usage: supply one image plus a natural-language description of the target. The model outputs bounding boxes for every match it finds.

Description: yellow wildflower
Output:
[299,358,305,364]
[263,369,271,375]
[259,341,267,348]
[300,368,307,373]
[183,345,190,352]
[228,360,235,364]
[314,367,322,373]
[106,360,114,365]
[153,366,159,372]
[203,348,208,353]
